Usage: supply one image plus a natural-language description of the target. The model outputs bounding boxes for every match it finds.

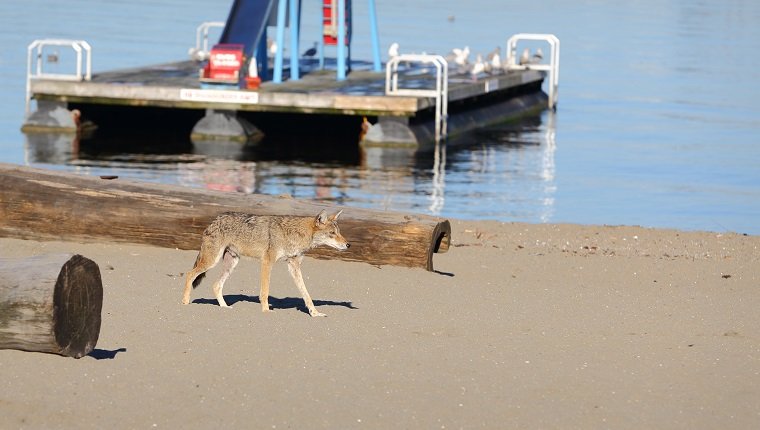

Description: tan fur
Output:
[182,209,349,317]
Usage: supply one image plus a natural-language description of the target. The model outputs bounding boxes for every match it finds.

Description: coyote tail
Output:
[191,252,206,289]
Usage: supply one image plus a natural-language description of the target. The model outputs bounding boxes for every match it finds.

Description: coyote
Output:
[182,209,350,317]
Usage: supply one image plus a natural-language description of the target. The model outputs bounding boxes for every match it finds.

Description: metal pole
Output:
[289,0,300,80]
[273,0,287,83]
[337,0,346,80]
[318,1,325,69]
[368,0,381,72]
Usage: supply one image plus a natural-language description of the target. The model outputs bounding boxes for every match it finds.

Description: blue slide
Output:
[219,0,276,59]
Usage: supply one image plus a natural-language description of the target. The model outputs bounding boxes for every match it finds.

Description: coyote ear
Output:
[331,209,343,221]
[315,209,328,225]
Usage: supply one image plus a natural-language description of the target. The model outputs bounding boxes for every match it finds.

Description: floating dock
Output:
[22,0,559,152]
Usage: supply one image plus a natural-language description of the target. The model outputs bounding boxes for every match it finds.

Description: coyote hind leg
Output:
[213,248,240,307]
[182,245,224,305]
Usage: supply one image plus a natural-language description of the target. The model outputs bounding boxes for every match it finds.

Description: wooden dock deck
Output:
[25,58,550,149]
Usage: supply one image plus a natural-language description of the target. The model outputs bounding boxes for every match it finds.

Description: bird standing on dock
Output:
[302,41,318,58]
[519,47,543,67]
[470,54,485,80]
[519,47,531,65]
[532,48,544,64]
[388,42,399,59]
[188,47,208,61]
[267,38,278,58]
[486,47,501,73]
[452,46,470,66]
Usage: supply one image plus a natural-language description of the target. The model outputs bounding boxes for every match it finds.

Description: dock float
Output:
[22,0,559,151]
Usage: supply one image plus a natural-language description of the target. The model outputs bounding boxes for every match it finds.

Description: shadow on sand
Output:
[192,295,357,315]
[88,348,127,360]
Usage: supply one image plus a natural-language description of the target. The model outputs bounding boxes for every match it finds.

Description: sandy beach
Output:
[1,219,759,429]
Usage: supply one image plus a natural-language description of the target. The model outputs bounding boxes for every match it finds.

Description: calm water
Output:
[1,0,759,234]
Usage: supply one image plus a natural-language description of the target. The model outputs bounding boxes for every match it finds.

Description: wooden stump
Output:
[0,254,103,358]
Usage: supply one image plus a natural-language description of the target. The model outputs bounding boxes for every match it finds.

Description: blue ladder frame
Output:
[271,0,381,83]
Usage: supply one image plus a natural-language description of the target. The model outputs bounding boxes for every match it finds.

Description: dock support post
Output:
[337,0,346,81]
[360,116,418,148]
[289,0,300,80]
[368,0,381,72]
[273,0,287,83]
[190,109,263,144]
[21,100,80,133]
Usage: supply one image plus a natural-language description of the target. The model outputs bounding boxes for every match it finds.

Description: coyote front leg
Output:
[287,256,325,317]
[259,251,275,313]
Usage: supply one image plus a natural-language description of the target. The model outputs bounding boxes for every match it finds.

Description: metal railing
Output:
[26,39,92,114]
[193,21,225,60]
[385,54,449,143]
[505,33,560,109]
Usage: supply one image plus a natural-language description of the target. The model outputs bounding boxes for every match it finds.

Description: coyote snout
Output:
[182,209,349,317]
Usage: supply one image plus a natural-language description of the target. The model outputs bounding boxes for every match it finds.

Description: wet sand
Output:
[1,220,759,429]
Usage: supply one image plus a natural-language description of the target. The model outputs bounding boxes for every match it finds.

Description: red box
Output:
[203,44,244,82]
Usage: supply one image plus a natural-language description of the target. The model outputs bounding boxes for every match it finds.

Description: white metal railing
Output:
[26,39,92,114]
[192,21,225,60]
[505,33,560,109]
[386,54,449,143]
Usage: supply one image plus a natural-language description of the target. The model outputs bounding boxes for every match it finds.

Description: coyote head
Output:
[312,209,350,250]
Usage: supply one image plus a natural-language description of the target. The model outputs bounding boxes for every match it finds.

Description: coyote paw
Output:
[309,310,327,317]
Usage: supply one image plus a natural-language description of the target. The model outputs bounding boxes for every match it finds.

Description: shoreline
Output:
[1,219,759,428]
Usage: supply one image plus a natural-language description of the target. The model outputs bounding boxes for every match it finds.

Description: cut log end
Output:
[53,255,103,358]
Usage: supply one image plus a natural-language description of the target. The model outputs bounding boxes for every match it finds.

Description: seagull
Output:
[452,46,470,66]
[188,47,208,61]
[388,42,399,58]
[302,41,318,58]
[518,47,531,65]
[486,47,501,73]
[470,54,485,80]
[267,38,278,58]
[532,48,544,64]
[519,47,544,67]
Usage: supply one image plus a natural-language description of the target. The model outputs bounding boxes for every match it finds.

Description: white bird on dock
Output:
[388,42,399,58]
[188,47,208,61]
[532,48,544,64]
[302,41,318,58]
[518,47,531,65]
[486,47,501,73]
[452,46,470,66]
[519,47,544,67]
[267,38,278,58]
[470,54,485,80]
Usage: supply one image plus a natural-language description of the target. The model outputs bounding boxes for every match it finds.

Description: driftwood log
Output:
[0,253,102,358]
[0,163,450,271]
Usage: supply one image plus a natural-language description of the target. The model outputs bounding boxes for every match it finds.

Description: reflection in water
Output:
[540,112,557,222]
[429,139,446,215]
[23,113,558,222]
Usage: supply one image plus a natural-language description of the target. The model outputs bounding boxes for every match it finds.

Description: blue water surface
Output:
[0,0,758,234]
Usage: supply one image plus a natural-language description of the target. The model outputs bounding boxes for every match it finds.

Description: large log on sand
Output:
[0,253,103,358]
[0,163,451,271]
